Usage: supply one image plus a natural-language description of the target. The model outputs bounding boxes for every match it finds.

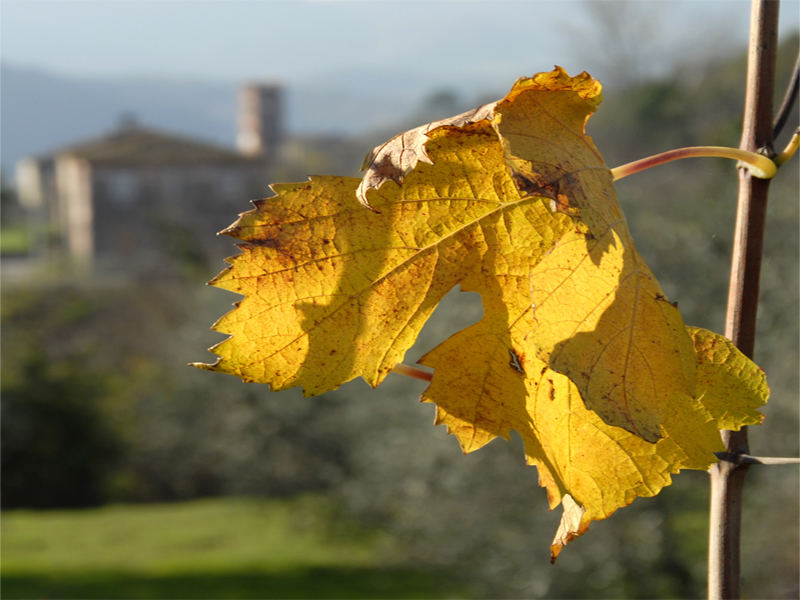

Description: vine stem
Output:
[708,1,778,599]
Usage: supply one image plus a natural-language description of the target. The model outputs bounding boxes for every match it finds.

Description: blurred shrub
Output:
[1,356,121,508]
[0,278,359,507]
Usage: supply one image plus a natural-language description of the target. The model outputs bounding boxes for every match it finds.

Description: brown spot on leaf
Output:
[508,348,525,375]
[512,171,558,199]
[249,236,281,249]
[512,171,579,216]
[370,154,406,186]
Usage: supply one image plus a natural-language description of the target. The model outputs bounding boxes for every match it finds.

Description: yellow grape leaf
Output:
[195,67,769,558]
[425,320,765,562]
[493,71,697,443]
[689,326,768,430]
[197,120,565,393]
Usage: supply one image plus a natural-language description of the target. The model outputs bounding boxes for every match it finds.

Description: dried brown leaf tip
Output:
[356,101,496,208]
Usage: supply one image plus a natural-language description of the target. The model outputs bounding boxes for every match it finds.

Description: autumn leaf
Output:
[195,67,768,558]
[198,121,538,393]
[356,101,497,209]
[688,326,767,430]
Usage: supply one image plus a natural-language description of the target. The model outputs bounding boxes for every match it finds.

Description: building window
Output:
[107,171,139,206]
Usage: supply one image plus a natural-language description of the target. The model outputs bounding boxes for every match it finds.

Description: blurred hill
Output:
[1,64,234,171]
[0,63,456,173]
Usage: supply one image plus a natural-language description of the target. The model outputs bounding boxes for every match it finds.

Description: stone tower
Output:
[236,83,282,158]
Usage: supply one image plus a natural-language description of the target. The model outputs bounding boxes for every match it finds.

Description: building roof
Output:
[55,122,261,166]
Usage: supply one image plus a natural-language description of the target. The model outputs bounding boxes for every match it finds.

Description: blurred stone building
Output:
[15,84,282,275]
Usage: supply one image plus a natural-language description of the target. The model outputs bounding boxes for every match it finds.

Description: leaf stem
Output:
[610,146,777,181]
[391,363,433,382]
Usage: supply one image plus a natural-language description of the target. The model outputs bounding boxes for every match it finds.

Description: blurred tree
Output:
[415,89,462,122]
[1,356,121,508]
[1,169,31,256]
[1,168,18,217]
[0,279,362,506]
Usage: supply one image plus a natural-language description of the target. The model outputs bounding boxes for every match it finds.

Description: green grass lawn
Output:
[0,227,31,256]
[1,496,467,599]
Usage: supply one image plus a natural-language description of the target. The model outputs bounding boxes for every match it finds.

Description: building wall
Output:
[55,155,94,267]
[16,158,47,211]
[15,157,59,258]
[236,85,282,159]
[89,161,269,275]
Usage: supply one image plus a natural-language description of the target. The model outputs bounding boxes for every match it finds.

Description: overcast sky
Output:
[2,0,798,93]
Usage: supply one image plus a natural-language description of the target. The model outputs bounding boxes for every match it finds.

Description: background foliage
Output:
[2,35,798,599]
